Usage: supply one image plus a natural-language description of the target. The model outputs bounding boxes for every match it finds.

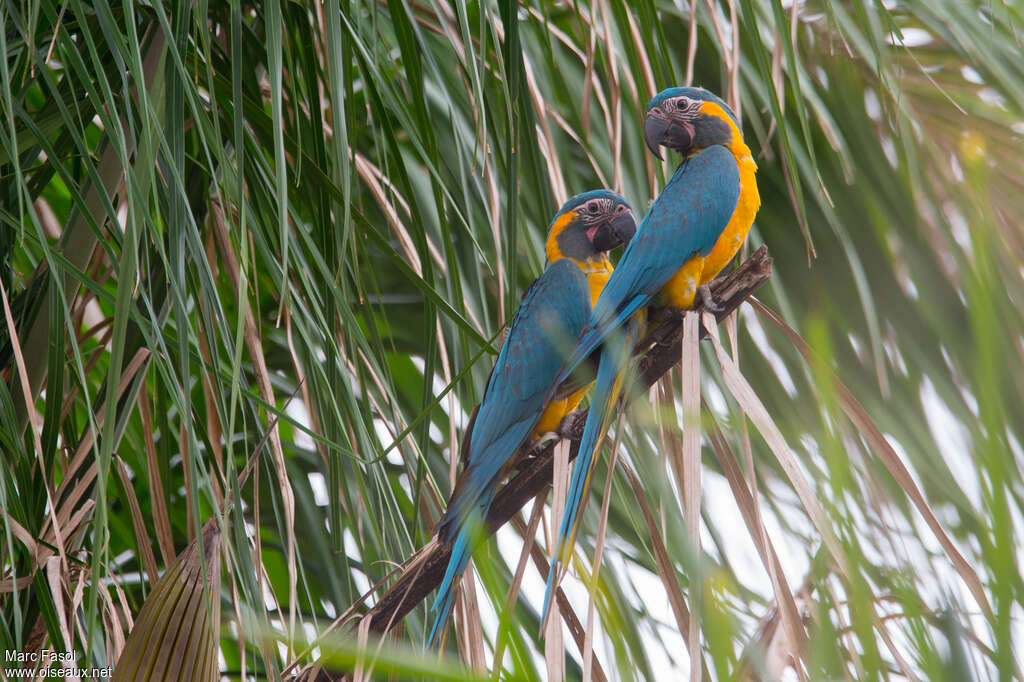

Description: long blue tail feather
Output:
[428,491,494,646]
[542,320,639,620]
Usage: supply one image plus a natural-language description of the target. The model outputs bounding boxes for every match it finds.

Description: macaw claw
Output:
[696,283,724,314]
[556,413,580,440]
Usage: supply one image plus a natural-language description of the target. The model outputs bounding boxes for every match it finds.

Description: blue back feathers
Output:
[440,259,591,536]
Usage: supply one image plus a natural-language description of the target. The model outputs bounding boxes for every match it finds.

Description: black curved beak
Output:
[644,111,693,159]
[644,114,670,160]
[592,211,637,251]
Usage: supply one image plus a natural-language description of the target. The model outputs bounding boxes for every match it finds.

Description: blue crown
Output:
[646,87,738,126]
[555,189,629,219]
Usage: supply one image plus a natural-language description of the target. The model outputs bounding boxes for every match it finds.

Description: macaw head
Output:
[546,190,636,264]
[643,86,739,160]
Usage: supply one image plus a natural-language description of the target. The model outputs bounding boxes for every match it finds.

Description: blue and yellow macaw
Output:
[429,190,637,645]
[542,87,761,617]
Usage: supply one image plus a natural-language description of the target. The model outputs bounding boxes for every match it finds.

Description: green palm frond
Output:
[1,1,1022,680]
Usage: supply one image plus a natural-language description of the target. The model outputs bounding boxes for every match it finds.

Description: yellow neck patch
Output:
[545,210,576,263]
[545,209,612,306]
[698,101,756,165]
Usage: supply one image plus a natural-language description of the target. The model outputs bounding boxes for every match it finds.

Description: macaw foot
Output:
[556,412,583,440]
[696,283,725,314]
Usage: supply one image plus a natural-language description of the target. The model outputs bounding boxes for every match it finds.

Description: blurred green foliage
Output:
[1,1,1022,680]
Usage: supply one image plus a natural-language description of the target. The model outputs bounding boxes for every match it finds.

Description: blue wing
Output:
[553,145,741,388]
[592,145,741,326]
[443,258,591,529]
[430,258,591,644]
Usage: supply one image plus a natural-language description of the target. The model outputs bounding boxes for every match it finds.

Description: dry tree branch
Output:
[296,247,773,681]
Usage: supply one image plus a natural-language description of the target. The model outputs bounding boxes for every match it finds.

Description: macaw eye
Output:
[588,203,600,213]
[675,96,701,118]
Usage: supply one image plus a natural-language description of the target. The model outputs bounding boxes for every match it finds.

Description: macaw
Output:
[542,87,761,618]
[429,190,637,645]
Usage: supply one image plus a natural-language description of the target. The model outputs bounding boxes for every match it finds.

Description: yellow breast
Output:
[583,260,613,307]
[532,257,613,436]
[699,151,759,282]
[660,138,759,310]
